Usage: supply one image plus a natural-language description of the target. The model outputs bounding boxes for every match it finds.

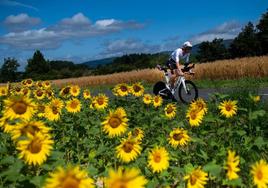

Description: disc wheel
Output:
[178,80,198,104]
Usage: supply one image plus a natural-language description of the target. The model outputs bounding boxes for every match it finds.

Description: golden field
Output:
[1,56,268,87]
[52,56,268,87]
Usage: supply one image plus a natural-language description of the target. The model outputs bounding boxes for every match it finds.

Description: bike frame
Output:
[158,72,188,97]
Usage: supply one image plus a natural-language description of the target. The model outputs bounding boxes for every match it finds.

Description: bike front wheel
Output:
[178,80,198,104]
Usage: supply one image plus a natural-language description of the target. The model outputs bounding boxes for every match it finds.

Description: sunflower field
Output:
[0,79,268,188]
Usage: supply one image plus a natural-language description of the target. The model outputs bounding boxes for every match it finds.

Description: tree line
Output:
[0,50,91,83]
[1,9,267,81]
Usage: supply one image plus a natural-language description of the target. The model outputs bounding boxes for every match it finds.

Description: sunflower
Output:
[3,95,36,121]
[14,85,22,95]
[102,108,128,137]
[66,98,81,113]
[153,95,163,108]
[184,167,208,188]
[83,89,91,99]
[92,94,109,110]
[190,98,208,115]
[143,94,152,105]
[11,120,51,141]
[43,165,95,188]
[168,128,190,148]
[164,103,177,119]
[116,138,142,163]
[70,85,80,97]
[35,81,44,88]
[36,103,46,117]
[46,89,54,99]
[43,81,51,89]
[105,167,147,188]
[114,83,129,97]
[218,100,238,118]
[0,116,19,133]
[21,87,31,97]
[0,86,8,97]
[17,132,53,166]
[148,147,169,173]
[34,89,46,100]
[224,150,240,180]
[44,98,64,121]
[130,83,144,97]
[25,79,34,87]
[251,159,268,188]
[186,107,203,127]
[128,128,144,141]
[59,86,71,98]
[251,95,261,103]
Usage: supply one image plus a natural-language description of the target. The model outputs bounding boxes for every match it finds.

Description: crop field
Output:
[49,56,268,88]
[0,80,267,188]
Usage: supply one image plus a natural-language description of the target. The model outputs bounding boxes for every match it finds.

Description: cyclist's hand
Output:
[156,64,162,70]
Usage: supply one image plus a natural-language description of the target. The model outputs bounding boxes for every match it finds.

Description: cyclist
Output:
[163,41,193,91]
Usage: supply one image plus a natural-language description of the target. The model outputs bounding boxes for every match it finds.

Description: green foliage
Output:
[257,9,268,54]
[229,22,261,58]
[25,50,50,76]
[92,53,169,75]
[196,38,230,63]
[0,83,268,187]
[0,57,20,83]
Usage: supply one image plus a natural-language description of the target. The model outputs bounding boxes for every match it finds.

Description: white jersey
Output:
[170,48,190,64]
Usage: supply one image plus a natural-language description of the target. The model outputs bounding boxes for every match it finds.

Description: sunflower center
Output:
[22,125,39,136]
[12,101,27,115]
[190,111,197,120]
[155,98,159,103]
[120,86,128,92]
[112,181,127,188]
[133,85,141,92]
[28,139,42,153]
[26,80,32,84]
[97,98,104,105]
[62,176,80,188]
[123,142,133,153]
[72,88,77,93]
[70,101,79,109]
[225,104,232,111]
[133,129,139,137]
[257,169,263,180]
[190,174,197,185]
[173,133,183,141]
[166,107,174,114]
[153,153,161,163]
[23,89,28,95]
[109,117,121,128]
[63,87,70,94]
[37,90,43,97]
[52,106,59,114]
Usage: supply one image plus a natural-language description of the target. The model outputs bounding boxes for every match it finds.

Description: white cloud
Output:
[61,13,91,25]
[190,21,242,44]
[95,19,116,27]
[98,39,161,58]
[3,13,41,31]
[0,13,145,50]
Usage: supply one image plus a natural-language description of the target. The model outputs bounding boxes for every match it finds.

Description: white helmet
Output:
[183,41,193,48]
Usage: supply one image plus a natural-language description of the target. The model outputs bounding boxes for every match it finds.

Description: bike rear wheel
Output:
[178,80,198,104]
[153,81,173,100]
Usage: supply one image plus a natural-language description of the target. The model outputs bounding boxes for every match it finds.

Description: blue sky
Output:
[0,0,267,70]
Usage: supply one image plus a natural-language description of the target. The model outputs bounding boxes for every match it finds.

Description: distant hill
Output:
[81,39,233,68]
[82,57,116,68]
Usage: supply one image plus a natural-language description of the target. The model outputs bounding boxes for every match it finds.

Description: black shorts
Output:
[166,59,177,70]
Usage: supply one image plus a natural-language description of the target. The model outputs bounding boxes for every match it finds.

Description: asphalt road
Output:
[92,87,268,103]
